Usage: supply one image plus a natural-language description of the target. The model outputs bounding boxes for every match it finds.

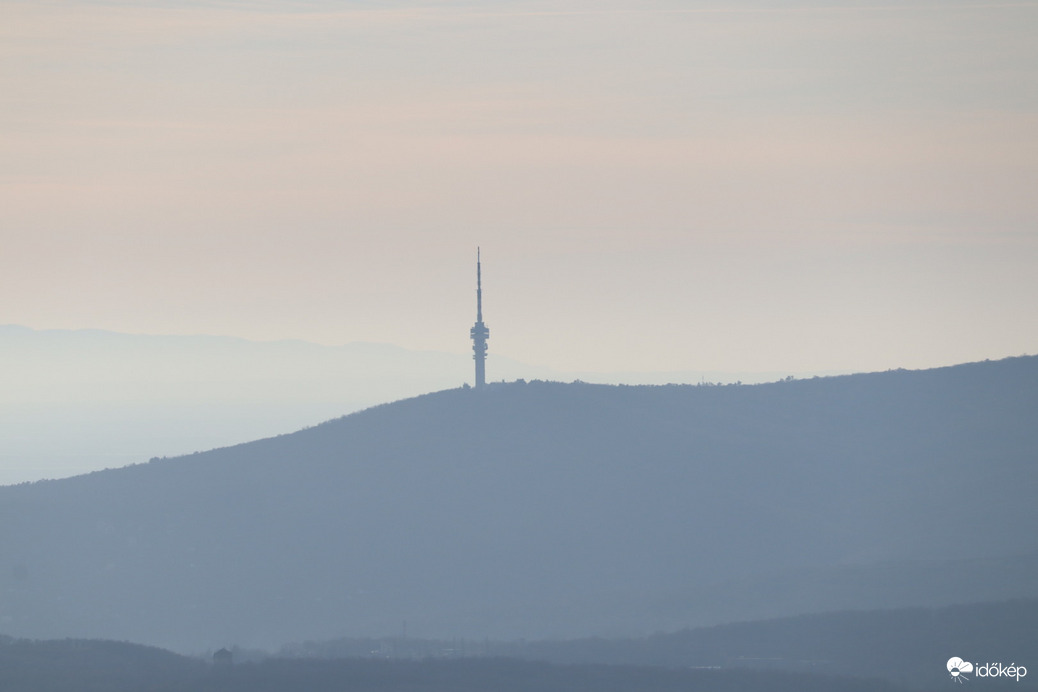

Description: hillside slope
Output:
[1,357,1036,650]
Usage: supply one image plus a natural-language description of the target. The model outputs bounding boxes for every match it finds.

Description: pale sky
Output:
[2,0,1037,374]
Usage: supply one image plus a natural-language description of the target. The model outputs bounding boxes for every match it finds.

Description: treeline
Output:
[0,638,910,692]
[286,599,1038,690]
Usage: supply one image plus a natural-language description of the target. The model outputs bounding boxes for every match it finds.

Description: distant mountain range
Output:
[0,325,829,483]
[0,355,1035,652]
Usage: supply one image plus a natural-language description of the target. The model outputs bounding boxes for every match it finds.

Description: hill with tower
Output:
[0,356,1036,652]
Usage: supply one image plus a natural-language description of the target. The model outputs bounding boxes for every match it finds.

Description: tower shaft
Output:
[470,248,490,388]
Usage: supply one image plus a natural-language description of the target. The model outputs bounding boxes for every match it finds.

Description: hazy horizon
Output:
[1,322,865,485]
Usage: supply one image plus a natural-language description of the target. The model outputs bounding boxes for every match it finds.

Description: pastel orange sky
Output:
[2,0,1036,374]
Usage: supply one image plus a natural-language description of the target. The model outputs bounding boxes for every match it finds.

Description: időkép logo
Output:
[948,657,1027,683]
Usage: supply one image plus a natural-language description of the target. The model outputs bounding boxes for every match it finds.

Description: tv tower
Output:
[470,248,490,388]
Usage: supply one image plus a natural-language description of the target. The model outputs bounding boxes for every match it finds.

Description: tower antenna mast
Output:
[470,248,490,388]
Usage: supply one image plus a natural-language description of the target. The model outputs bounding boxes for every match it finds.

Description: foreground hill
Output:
[0,637,203,692]
[1,357,1036,650]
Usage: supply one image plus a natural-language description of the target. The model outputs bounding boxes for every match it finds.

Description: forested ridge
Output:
[1,356,1035,650]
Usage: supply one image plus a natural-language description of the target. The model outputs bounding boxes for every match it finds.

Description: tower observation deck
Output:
[470,248,490,388]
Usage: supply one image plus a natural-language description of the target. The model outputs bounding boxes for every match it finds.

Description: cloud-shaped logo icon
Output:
[948,657,974,682]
